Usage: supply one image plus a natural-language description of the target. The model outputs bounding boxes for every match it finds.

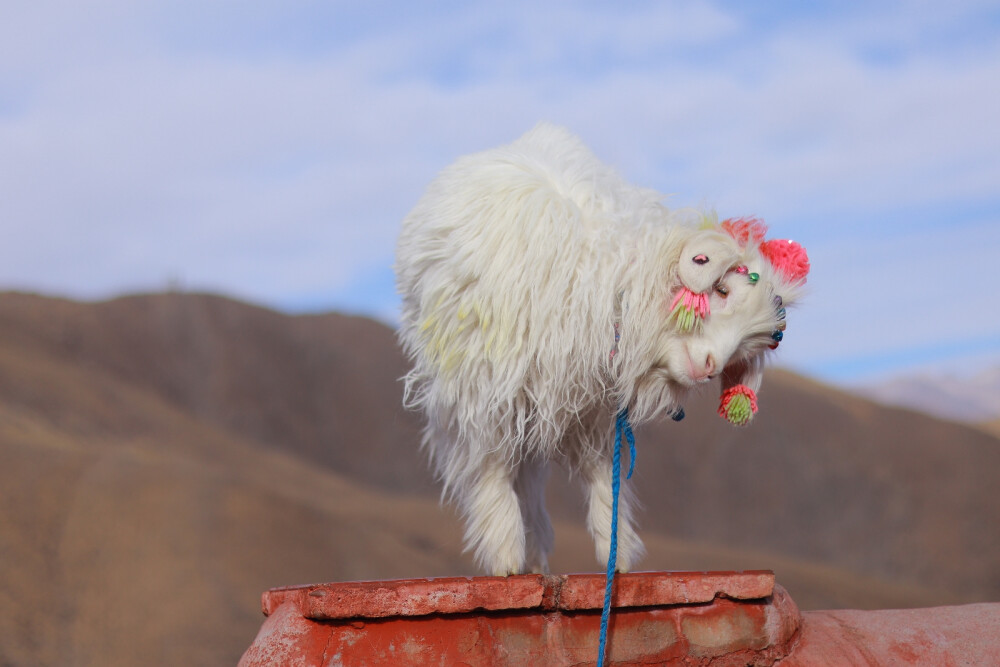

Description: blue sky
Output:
[2,1,998,385]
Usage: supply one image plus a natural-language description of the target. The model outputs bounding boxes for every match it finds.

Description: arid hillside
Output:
[0,291,996,666]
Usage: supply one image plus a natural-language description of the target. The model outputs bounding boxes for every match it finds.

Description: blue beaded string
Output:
[597,407,636,667]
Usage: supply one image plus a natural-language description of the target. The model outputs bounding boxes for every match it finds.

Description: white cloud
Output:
[779,215,1000,378]
[1,0,998,382]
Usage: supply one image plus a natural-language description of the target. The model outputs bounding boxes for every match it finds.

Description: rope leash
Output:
[597,407,636,667]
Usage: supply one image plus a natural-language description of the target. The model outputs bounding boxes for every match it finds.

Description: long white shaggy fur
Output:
[396,123,804,575]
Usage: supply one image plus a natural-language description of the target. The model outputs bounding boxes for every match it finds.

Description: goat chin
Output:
[395,122,805,575]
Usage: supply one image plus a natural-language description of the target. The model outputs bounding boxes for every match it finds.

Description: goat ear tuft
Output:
[721,217,768,247]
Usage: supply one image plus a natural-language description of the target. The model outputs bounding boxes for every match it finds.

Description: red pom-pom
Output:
[718,384,759,426]
[761,239,810,283]
[721,217,768,247]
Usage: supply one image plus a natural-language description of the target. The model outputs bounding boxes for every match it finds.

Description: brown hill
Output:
[0,291,434,495]
[0,291,996,665]
[548,370,1000,601]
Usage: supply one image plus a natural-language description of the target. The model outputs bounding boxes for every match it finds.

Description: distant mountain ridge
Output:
[0,291,997,665]
[856,366,1000,423]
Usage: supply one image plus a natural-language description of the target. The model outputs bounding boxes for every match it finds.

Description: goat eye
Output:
[714,283,729,298]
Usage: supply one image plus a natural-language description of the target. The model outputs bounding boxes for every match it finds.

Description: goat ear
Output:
[677,232,740,293]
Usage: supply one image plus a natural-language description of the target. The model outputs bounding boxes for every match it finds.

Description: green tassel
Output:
[725,394,754,426]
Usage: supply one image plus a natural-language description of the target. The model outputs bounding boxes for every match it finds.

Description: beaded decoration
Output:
[735,265,760,284]
[668,286,710,333]
[770,295,786,349]
[718,384,758,426]
[738,265,785,348]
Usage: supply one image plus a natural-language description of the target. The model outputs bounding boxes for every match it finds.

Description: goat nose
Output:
[704,354,716,378]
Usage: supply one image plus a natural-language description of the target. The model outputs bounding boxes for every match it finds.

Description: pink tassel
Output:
[669,287,710,332]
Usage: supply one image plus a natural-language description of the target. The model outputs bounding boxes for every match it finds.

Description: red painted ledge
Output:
[240,570,800,666]
[239,571,1000,666]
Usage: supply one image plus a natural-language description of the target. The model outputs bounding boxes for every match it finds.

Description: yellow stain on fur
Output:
[442,348,465,372]
[420,298,519,370]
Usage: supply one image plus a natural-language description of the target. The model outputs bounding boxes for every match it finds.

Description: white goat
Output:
[396,123,809,575]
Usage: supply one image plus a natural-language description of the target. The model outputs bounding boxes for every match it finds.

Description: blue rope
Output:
[597,407,636,667]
